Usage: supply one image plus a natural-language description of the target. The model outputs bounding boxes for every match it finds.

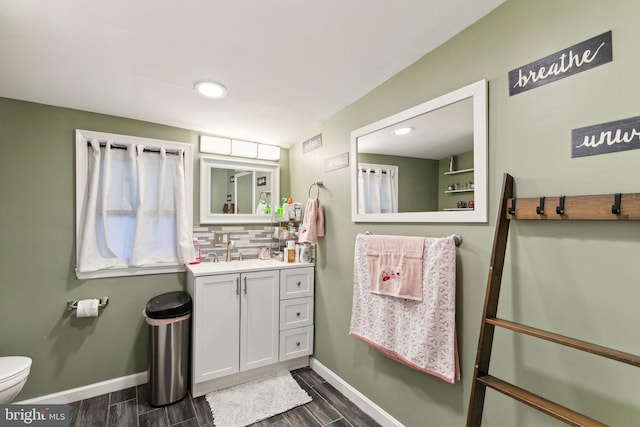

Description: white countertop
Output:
[186,259,314,277]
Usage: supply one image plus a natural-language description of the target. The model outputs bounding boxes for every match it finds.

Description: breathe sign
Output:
[509,31,612,96]
[572,115,640,158]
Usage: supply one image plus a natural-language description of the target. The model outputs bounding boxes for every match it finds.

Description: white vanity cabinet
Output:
[279,267,314,361]
[186,260,314,397]
[189,270,278,384]
[191,273,240,382]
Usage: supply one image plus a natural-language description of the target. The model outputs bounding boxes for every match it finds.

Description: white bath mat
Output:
[206,372,312,427]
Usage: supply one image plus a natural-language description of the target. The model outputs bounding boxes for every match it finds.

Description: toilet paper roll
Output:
[76,298,100,318]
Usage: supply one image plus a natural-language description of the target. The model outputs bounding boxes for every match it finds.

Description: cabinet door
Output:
[240,270,279,372]
[193,274,240,383]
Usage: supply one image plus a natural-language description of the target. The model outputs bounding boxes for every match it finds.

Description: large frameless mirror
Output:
[350,79,487,223]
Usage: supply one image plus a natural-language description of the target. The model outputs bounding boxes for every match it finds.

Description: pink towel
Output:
[350,234,460,383]
[366,235,424,301]
[298,198,324,244]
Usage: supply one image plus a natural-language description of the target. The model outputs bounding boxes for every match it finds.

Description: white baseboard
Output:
[310,358,404,427]
[17,358,404,427]
[15,372,148,405]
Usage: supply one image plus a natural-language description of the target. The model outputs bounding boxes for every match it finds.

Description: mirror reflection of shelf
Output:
[443,208,474,211]
[444,168,474,176]
[444,189,474,194]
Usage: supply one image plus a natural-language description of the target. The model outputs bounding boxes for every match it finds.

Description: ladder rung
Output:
[487,318,640,367]
[477,375,607,427]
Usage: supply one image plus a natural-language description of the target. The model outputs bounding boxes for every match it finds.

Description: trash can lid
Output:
[145,291,192,319]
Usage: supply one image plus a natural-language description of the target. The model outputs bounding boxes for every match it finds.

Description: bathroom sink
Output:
[186,258,307,276]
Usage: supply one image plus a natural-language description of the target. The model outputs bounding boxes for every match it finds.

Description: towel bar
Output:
[363,232,462,247]
[308,181,323,198]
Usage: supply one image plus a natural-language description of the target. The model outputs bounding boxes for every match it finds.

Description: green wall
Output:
[288,1,640,425]
[0,100,194,397]
[0,99,289,400]
[357,153,439,212]
[211,167,228,212]
[2,1,640,425]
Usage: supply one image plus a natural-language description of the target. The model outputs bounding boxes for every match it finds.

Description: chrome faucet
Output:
[226,240,234,262]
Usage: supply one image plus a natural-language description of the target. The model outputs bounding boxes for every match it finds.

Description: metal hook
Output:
[536,197,545,215]
[612,193,622,214]
[556,196,566,215]
[508,198,516,215]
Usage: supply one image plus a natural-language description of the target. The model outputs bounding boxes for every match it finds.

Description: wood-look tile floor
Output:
[68,368,381,427]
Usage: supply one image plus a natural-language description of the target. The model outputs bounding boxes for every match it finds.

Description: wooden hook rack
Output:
[505,192,640,220]
[467,173,640,427]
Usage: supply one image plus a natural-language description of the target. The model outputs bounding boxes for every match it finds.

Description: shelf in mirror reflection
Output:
[444,189,474,193]
[444,168,474,176]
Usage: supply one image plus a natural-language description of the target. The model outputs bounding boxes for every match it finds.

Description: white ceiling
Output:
[357,97,473,160]
[0,0,504,148]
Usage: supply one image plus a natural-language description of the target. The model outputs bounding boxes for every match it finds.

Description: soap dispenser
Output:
[286,240,296,263]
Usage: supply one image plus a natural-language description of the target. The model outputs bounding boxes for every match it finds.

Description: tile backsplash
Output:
[193,225,277,262]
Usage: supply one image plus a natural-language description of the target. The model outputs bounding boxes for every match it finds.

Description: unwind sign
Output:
[572,116,640,158]
[508,31,612,96]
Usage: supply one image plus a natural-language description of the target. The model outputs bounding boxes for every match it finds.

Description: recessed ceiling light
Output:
[393,127,413,136]
[195,81,227,98]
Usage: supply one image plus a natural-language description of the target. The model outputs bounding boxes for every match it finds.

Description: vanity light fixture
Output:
[200,136,280,161]
[231,139,258,158]
[257,143,280,160]
[195,81,227,98]
[393,127,413,136]
[200,135,231,155]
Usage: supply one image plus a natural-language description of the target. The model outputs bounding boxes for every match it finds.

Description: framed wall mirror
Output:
[200,157,280,224]
[350,79,487,223]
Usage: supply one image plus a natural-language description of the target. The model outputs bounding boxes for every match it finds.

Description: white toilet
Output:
[0,356,32,403]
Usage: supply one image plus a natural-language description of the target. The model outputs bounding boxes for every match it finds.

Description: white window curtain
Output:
[357,166,398,214]
[77,140,194,274]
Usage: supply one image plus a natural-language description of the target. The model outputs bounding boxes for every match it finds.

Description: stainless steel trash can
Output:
[144,291,192,407]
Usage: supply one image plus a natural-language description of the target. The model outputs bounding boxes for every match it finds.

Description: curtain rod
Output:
[87,141,181,156]
[360,168,387,174]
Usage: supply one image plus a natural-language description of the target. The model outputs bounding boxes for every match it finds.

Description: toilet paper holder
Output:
[66,296,109,311]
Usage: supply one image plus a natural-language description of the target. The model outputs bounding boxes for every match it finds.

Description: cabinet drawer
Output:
[280,297,313,330]
[279,326,314,361]
[280,267,314,299]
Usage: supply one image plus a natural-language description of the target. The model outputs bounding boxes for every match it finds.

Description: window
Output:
[75,130,194,279]
[357,163,399,214]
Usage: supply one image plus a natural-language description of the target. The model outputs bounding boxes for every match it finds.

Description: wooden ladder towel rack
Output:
[466,173,640,427]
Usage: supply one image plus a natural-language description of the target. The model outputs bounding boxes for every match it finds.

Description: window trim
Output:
[75,129,193,280]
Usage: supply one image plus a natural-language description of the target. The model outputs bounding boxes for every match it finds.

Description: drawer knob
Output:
[296,342,301,347]
[296,312,301,317]
[296,281,301,287]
